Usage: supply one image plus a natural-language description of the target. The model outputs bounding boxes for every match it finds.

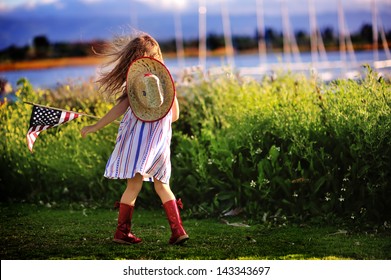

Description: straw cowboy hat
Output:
[126,57,175,122]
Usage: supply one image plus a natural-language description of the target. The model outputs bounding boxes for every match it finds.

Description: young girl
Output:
[80,33,189,245]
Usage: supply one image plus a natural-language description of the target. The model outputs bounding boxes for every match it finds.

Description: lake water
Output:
[1,50,390,89]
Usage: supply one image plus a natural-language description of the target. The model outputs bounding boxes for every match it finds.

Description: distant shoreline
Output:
[0,44,381,72]
[0,56,105,72]
[0,53,200,72]
[0,46,238,72]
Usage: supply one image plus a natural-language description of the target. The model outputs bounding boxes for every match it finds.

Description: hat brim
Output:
[126,57,175,122]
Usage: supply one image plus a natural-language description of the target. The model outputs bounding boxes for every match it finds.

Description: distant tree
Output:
[0,45,30,61]
[359,23,373,44]
[265,27,283,49]
[255,27,265,42]
[52,42,90,57]
[183,38,199,49]
[233,35,257,51]
[265,27,277,42]
[295,30,310,48]
[207,33,225,50]
[321,27,335,46]
[159,39,177,54]
[33,35,50,58]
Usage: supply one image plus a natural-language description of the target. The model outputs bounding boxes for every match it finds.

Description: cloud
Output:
[1,0,63,11]
[40,0,59,4]
[80,0,102,3]
[1,0,391,21]
[2,0,391,16]
[134,0,391,17]
[137,0,188,11]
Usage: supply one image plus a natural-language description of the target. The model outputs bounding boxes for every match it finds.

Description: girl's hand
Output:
[81,125,97,138]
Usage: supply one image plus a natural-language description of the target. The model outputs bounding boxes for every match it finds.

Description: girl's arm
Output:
[81,98,129,138]
[171,96,180,123]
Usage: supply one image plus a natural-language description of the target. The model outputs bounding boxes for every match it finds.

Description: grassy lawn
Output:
[1,203,390,260]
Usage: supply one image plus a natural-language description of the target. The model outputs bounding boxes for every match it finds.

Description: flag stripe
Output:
[26,105,80,152]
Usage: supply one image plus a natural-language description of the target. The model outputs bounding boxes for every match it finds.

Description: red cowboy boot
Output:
[113,202,142,244]
[163,199,189,245]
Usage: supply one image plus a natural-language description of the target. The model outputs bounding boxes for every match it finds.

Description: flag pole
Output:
[24,101,120,124]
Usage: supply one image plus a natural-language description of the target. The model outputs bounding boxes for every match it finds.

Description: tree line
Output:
[1,23,390,62]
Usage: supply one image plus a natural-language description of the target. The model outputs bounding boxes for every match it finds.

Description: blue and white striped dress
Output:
[104,107,172,184]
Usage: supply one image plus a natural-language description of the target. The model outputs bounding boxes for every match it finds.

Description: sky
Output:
[1,0,390,49]
[1,0,390,15]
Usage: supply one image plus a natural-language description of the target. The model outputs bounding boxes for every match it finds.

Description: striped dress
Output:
[104,107,172,184]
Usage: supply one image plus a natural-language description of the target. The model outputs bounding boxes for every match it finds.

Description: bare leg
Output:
[120,173,144,206]
[154,178,175,203]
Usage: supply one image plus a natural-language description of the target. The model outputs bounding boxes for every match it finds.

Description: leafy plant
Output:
[1,70,390,227]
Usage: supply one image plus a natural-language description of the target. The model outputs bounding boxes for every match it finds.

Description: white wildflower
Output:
[255,148,262,154]
[250,180,257,188]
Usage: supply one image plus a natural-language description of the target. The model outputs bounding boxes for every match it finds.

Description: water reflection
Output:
[1,50,390,89]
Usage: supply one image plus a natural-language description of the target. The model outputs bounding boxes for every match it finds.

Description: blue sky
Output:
[1,0,390,49]
[1,0,390,15]
[0,0,391,14]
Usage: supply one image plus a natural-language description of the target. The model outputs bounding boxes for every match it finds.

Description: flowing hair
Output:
[95,32,163,101]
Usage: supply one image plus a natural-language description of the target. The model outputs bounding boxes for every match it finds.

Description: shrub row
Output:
[1,70,390,226]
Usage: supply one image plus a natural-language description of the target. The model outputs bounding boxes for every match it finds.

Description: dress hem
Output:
[103,172,169,184]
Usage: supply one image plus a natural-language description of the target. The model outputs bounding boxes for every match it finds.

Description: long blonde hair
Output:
[95,32,163,101]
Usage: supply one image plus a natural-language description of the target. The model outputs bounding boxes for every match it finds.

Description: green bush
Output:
[171,69,391,225]
[1,70,390,227]
[1,79,122,203]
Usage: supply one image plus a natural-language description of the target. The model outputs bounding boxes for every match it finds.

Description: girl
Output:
[80,33,189,245]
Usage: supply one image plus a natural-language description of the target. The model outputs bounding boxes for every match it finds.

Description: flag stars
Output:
[31,107,62,126]
[27,105,80,152]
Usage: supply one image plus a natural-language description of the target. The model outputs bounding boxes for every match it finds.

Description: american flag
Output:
[27,105,80,152]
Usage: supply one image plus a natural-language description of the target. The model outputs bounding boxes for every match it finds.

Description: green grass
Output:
[1,203,390,260]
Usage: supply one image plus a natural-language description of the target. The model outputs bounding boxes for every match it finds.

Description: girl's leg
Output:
[154,179,175,204]
[113,173,144,245]
[121,173,144,205]
[154,178,189,245]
